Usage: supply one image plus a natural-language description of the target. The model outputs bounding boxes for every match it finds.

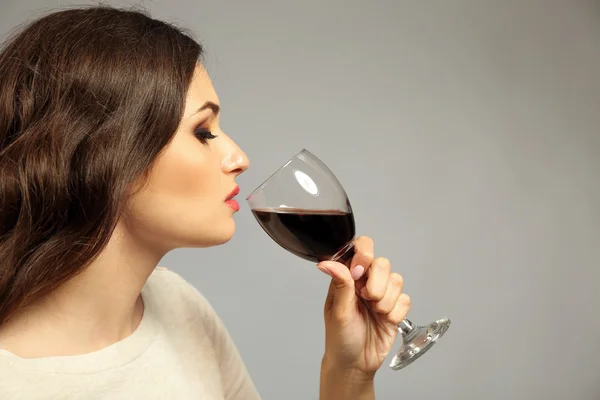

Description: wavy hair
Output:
[0,6,202,325]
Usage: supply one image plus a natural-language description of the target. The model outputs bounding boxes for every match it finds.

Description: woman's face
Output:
[123,64,249,251]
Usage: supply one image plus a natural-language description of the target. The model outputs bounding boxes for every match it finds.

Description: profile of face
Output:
[122,64,249,252]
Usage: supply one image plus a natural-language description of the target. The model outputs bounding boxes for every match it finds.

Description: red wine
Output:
[251,208,355,263]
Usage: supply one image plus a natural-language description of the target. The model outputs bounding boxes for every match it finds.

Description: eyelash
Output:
[194,128,217,144]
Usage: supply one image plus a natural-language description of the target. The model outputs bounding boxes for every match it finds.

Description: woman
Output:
[0,6,410,399]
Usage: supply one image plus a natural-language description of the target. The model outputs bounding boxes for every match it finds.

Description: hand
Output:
[317,236,411,380]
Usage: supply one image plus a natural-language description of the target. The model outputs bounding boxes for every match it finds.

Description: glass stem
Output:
[398,319,415,336]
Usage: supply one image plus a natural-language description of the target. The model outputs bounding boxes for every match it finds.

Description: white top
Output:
[0,268,261,400]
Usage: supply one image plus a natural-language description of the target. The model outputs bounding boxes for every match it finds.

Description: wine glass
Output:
[246,149,451,371]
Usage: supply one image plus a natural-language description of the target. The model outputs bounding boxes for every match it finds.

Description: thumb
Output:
[318,261,356,315]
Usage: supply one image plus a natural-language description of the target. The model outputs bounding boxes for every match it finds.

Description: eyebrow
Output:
[192,101,220,117]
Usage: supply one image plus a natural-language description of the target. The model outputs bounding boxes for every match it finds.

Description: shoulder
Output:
[144,266,240,362]
[145,266,202,296]
[144,266,214,316]
[142,266,224,340]
[146,265,197,289]
[144,267,261,399]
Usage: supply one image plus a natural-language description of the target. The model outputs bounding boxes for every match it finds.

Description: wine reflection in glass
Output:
[246,149,450,371]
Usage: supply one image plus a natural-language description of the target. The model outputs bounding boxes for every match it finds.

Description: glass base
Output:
[389,317,451,371]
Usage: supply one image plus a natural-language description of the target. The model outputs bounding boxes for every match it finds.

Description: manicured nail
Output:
[317,264,333,277]
[351,265,365,281]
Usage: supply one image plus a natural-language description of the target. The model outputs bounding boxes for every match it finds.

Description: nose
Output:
[221,143,249,176]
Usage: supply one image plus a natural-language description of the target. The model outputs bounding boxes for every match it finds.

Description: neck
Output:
[0,222,167,358]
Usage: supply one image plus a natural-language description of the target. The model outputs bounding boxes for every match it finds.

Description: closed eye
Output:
[194,128,218,144]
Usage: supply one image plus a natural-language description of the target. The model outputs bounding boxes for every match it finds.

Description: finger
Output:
[318,261,356,317]
[369,280,400,315]
[361,257,390,301]
[387,293,411,324]
[350,236,374,280]
[368,273,403,315]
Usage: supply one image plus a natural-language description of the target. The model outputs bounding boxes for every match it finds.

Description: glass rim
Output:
[245,148,317,201]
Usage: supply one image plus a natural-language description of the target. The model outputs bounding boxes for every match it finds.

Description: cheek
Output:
[123,136,234,249]
[148,141,219,200]
[128,141,221,230]
[150,147,214,200]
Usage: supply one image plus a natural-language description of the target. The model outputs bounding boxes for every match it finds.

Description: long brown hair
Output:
[0,6,203,326]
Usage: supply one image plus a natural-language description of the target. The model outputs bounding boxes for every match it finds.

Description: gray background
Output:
[1,1,599,399]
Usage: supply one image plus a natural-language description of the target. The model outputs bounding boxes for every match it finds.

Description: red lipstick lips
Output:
[225,186,240,211]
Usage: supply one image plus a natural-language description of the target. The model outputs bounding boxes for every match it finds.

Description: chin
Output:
[188,220,236,248]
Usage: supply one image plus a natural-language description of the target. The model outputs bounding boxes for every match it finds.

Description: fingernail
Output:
[351,265,365,281]
[360,286,369,298]
[317,264,333,277]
